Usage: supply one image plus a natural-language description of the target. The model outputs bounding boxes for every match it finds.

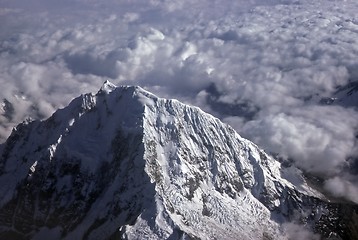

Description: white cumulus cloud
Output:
[0,0,358,202]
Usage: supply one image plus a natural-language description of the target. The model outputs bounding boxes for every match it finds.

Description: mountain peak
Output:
[97,82,158,106]
[98,80,117,94]
[0,84,357,239]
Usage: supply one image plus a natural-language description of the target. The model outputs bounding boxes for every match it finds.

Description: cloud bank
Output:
[1,0,358,203]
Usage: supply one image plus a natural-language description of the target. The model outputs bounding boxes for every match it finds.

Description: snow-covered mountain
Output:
[0,81,357,240]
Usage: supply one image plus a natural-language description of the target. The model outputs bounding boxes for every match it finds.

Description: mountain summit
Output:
[0,82,356,239]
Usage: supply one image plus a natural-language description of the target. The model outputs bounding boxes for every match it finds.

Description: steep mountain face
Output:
[0,82,357,240]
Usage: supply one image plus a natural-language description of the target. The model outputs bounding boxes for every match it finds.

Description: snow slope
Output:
[0,81,356,239]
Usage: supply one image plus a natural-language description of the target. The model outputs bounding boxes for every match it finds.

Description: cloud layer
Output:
[1,0,358,203]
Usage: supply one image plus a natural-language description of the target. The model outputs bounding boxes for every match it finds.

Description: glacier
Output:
[0,81,357,240]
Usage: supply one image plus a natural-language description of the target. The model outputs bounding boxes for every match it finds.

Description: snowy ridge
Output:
[0,82,356,239]
[138,86,327,239]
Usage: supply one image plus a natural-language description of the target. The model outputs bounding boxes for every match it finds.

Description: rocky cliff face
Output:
[0,82,356,240]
